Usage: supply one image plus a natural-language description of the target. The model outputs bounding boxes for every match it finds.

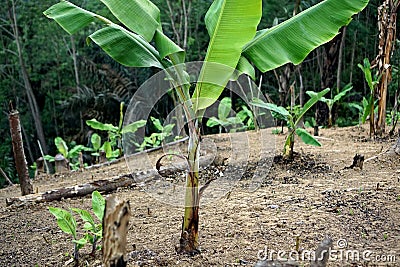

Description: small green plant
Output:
[251,88,329,158]
[135,117,175,151]
[349,208,354,216]
[304,117,317,129]
[45,137,88,170]
[383,233,388,240]
[48,191,105,261]
[358,58,382,136]
[236,105,258,131]
[271,128,281,135]
[307,84,353,127]
[207,97,241,133]
[86,102,146,157]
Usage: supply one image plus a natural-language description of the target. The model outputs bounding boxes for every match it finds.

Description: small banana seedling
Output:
[206,97,242,133]
[251,88,329,158]
[86,102,146,157]
[308,84,353,127]
[45,137,89,170]
[357,58,382,137]
[48,191,105,262]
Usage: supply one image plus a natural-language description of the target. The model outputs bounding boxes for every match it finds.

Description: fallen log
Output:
[5,153,216,206]
[5,174,140,206]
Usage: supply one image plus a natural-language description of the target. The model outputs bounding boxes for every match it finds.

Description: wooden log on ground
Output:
[102,195,131,267]
[5,174,138,206]
[5,153,216,206]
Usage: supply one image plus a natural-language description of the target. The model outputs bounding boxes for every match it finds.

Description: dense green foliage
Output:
[0,0,398,187]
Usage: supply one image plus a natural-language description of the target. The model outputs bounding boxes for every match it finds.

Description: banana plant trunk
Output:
[284,132,295,159]
[179,123,200,254]
[375,0,399,135]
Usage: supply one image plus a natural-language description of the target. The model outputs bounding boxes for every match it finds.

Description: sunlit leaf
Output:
[243,0,369,72]
[295,128,321,146]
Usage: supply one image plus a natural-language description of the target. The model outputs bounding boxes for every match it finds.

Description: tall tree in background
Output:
[374,0,399,135]
[316,29,344,126]
[6,0,48,154]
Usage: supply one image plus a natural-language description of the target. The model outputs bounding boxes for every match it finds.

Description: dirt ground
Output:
[0,125,399,267]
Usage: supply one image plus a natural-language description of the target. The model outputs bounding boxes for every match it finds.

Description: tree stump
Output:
[54,153,70,173]
[9,109,33,195]
[102,195,131,267]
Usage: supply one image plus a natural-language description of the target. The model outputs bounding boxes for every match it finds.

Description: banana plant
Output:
[86,102,146,157]
[44,0,369,253]
[358,58,382,137]
[252,88,330,158]
[307,84,353,127]
[206,97,242,133]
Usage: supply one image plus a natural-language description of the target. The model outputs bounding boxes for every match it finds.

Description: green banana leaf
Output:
[121,120,147,134]
[251,99,290,118]
[71,208,96,227]
[219,97,232,120]
[243,0,369,72]
[92,191,106,221]
[333,85,353,103]
[358,58,374,91]
[89,25,163,68]
[86,119,118,132]
[91,133,102,151]
[295,88,330,126]
[43,1,97,35]
[98,0,160,42]
[154,29,185,63]
[44,1,165,69]
[192,0,262,111]
[48,207,77,238]
[235,56,256,80]
[295,128,321,146]
[54,137,68,158]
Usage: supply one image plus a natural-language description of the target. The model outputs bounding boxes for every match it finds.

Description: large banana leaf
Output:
[43,1,98,34]
[192,0,262,111]
[99,0,160,42]
[243,0,369,72]
[154,29,185,64]
[45,1,167,68]
[89,25,163,68]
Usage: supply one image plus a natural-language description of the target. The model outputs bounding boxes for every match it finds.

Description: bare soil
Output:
[0,125,399,267]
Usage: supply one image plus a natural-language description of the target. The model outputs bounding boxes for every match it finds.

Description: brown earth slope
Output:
[0,125,399,267]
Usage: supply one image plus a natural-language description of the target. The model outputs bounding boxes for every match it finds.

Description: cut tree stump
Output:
[9,109,33,195]
[102,195,131,267]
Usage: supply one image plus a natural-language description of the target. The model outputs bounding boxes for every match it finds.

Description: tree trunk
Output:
[374,0,399,135]
[9,0,48,155]
[9,110,33,196]
[316,30,343,126]
[178,125,200,254]
[336,26,347,93]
